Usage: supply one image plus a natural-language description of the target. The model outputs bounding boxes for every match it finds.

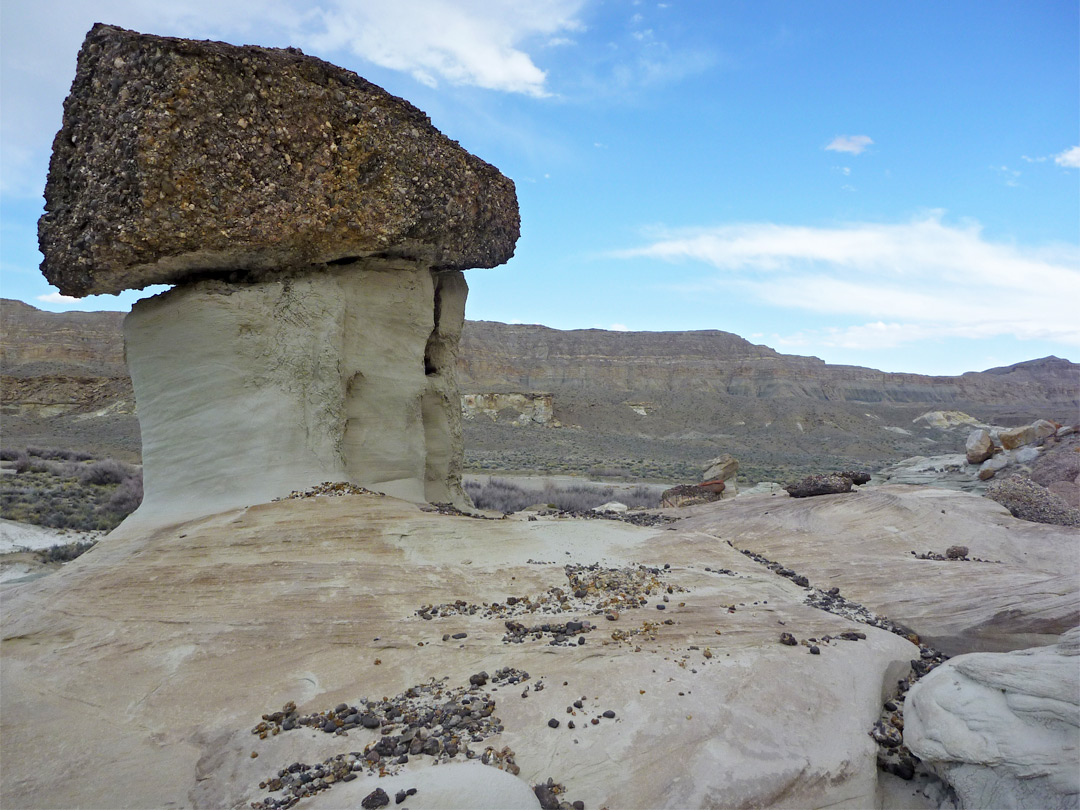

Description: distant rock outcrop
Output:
[37,25,518,526]
[461,393,556,426]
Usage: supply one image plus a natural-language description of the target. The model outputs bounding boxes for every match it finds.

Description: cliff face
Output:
[1,299,127,377]
[459,321,1077,409]
[2,302,1077,479]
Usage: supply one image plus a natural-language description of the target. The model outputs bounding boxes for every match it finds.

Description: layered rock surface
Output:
[905,628,1080,809]
[676,486,1079,656]
[0,491,920,809]
[2,486,1076,809]
[4,300,1077,481]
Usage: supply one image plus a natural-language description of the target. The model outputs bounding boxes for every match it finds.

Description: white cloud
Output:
[0,1,585,197]
[37,292,79,304]
[1054,146,1080,168]
[609,323,630,331]
[302,0,586,97]
[825,135,873,155]
[614,214,1080,349]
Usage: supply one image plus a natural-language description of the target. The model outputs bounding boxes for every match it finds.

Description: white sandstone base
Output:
[123,262,468,528]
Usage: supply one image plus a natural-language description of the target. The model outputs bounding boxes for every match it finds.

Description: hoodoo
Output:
[38,24,519,525]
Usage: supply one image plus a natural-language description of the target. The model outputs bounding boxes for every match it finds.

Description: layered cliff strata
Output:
[38,25,518,525]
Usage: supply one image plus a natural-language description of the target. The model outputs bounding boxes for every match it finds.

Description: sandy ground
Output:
[0,519,102,584]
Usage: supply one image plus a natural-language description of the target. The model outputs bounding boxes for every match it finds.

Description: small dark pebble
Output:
[809,645,820,655]
[574,700,583,709]
[452,632,468,640]
[656,604,666,610]
[573,803,585,810]
[534,784,560,810]
[548,718,560,728]
[602,710,615,719]
[396,790,408,805]
[568,720,575,729]
[361,788,390,809]
[779,632,798,646]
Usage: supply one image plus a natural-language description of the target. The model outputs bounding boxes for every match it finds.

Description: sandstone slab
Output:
[676,486,1079,656]
[2,494,918,810]
[39,25,518,296]
[905,627,1080,810]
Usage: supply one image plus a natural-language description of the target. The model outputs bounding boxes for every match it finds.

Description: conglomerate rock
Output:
[784,473,854,498]
[985,475,1080,527]
[39,24,519,297]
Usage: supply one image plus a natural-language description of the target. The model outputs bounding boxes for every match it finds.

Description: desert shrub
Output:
[105,474,143,514]
[0,450,142,531]
[465,477,661,513]
[78,458,132,486]
[25,446,83,461]
[464,478,535,513]
[36,540,97,564]
[0,448,21,461]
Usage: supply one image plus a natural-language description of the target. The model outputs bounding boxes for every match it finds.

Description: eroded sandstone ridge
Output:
[38,25,518,524]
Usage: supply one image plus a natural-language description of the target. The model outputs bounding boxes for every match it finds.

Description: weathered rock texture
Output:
[461,393,556,426]
[1,492,921,810]
[905,627,1080,810]
[784,473,854,498]
[39,25,518,297]
[678,485,1079,657]
[702,453,739,499]
[125,265,469,523]
[964,429,993,464]
[37,26,518,523]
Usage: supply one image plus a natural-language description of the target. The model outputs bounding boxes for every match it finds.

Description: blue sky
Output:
[2,0,1077,375]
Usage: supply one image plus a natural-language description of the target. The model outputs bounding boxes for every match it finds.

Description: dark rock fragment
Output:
[361,788,390,809]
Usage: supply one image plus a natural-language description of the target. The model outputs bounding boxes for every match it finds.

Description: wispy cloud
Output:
[1020,146,1079,168]
[613,213,1080,349]
[36,292,79,304]
[1054,146,1080,168]
[302,0,586,97]
[825,135,873,155]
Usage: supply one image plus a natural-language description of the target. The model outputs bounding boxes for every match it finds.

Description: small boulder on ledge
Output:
[784,473,854,498]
